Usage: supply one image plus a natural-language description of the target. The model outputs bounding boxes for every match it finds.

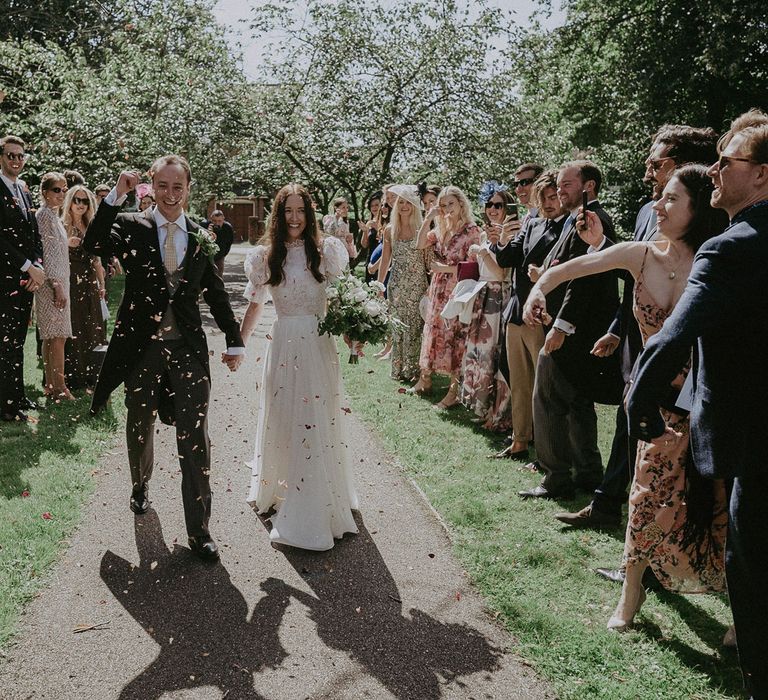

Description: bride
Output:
[240,183,359,551]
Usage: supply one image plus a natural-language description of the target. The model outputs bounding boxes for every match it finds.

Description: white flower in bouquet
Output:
[352,288,369,303]
[326,286,339,299]
[364,299,382,317]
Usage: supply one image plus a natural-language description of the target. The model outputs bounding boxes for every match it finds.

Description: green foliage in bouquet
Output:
[318,275,404,345]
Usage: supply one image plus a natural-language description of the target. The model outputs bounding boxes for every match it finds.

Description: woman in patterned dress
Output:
[34,172,73,400]
[63,185,106,389]
[523,164,730,631]
[415,186,481,408]
[376,185,430,381]
[460,183,513,429]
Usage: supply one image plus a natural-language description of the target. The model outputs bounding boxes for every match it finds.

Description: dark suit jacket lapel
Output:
[524,219,559,267]
[544,220,573,268]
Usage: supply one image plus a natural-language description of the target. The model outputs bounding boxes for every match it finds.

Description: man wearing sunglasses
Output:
[0,135,46,421]
[628,109,768,700]
[556,125,718,537]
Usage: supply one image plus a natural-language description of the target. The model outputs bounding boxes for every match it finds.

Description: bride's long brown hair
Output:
[265,184,324,286]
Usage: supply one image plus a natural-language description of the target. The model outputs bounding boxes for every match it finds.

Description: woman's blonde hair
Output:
[61,185,97,234]
[391,196,423,243]
[436,186,474,243]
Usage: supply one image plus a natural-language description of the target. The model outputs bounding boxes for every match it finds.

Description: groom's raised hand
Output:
[116,170,141,198]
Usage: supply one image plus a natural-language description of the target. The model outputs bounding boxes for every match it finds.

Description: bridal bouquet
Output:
[318,275,404,363]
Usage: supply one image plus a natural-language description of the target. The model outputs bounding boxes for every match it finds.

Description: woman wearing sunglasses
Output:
[458,182,513,430]
[63,185,106,389]
[35,173,74,400]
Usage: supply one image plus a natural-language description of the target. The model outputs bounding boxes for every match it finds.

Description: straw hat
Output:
[389,184,422,209]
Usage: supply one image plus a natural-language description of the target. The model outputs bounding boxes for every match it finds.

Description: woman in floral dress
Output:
[524,164,730,631]
[416,186,481,408]
[460,183,513,430]
[376,184,430,381]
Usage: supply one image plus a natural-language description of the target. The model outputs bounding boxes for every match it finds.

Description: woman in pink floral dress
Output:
[524,164,730,631]
[415,186,481,409]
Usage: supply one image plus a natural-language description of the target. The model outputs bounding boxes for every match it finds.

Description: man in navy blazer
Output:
[628,114,768,699]
[0,135,46,422]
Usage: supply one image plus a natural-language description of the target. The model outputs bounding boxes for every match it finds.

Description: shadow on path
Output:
[262,512,504,699]
[101,510,286,700]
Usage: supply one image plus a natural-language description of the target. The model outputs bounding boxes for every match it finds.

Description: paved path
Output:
[0,257,553,700]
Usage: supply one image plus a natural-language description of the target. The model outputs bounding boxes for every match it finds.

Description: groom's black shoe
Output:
[188,535,219,562]
[130,483,149,515]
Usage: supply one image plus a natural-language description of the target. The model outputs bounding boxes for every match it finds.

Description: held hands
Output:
[591,333,620,357]
[22,265,46,293]
[116,170,141,198]
[68,236,81,248]
[576,210,605,249]
[221,352,244,372]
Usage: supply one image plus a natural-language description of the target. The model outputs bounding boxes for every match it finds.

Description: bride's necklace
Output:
[286,238,303,249]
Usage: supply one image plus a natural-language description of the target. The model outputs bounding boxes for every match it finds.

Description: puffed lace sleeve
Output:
[243,245,270,305]
[321,235,349,281]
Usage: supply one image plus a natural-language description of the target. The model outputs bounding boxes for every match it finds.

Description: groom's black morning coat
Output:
[83,201,243,413]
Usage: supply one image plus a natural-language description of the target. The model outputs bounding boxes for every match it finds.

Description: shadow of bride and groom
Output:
[101,511,503,699]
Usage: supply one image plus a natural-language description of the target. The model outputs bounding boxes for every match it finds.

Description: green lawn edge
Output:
[340,342,742,700]
[0,276,125,652]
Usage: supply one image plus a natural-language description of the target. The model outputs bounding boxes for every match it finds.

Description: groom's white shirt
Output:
[105,187,245,355]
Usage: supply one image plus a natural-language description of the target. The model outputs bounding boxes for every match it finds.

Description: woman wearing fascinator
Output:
[459,181,513,430]
[136,182,155,212]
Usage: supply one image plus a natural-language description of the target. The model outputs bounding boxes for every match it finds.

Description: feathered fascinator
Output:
[417,181,428,198]
[478,180,507,204]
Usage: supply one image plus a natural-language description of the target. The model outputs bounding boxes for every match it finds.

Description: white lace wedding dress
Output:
[243,236,359,550]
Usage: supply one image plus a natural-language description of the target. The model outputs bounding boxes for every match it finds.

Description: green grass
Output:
[341,345,742,700]
[0,276,125,651]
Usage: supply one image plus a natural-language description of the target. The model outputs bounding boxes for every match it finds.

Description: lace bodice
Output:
[244,236,348,316]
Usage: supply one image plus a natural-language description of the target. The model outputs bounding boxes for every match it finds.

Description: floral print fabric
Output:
[623,255,727,593]
[419,224,481,375]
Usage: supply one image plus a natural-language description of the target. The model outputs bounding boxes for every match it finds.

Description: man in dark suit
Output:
[491,170,566,460]
[84,157,244,561]
[201,209,235,278]
[0,135,46,422]
[519,161,623,499]
[555,125,719,532]
[628,117,768,699]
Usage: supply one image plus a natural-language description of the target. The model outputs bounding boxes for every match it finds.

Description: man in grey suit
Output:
[628,111,768,699]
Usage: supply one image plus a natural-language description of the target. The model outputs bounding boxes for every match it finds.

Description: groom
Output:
[84,156,244,561]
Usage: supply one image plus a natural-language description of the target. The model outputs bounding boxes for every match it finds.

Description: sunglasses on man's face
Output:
[49,187,68,194]
[73,197,89,206]
[484,201,504,210]
[4,152,27,162]
[513,178,535,188]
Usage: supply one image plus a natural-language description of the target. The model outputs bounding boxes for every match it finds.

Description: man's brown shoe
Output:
[554,504,620,529]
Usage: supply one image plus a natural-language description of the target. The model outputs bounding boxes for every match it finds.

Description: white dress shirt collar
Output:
[152,206,188,233]
[1,172,25,194]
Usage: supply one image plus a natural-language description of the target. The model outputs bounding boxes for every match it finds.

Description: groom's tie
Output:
[163,222,179,272]
[14,183,29,221]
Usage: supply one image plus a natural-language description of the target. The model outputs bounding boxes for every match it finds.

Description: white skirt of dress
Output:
[246,314,359,551]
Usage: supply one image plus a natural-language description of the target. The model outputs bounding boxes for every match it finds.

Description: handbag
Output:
[456,260,479,281]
